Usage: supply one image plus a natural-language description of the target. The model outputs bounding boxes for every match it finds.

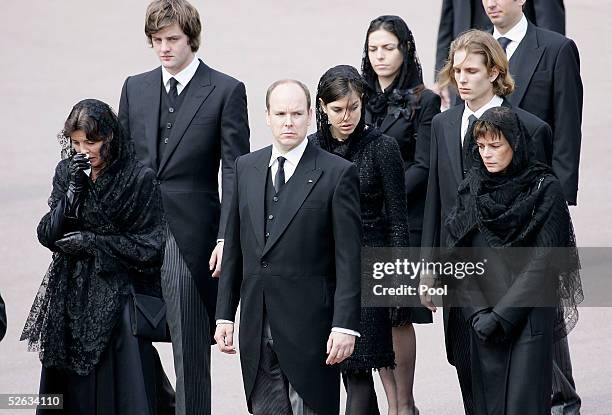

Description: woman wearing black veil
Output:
[21,99,174,414]
[309,65,408,414]
[362,15,438,414]
[445,106,583,414]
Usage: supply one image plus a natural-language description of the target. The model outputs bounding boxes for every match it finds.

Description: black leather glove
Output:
[55,231,95,256]
[471,311,503,343]
[66,153,91,216]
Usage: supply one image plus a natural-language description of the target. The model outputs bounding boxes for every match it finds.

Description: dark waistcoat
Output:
[157,81,192,162]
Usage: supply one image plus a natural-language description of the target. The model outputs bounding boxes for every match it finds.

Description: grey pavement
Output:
[1,1,611,413]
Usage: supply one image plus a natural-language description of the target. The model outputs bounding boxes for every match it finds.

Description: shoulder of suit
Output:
[532,24,575,49]
[201,62,243,87]
[432,104,460,125]
[125,67,160,83]
[514,106,548,130]
[312,144,353,170]
[420,89,441,106]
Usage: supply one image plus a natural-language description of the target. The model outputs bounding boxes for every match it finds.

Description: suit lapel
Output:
[444,105,465,183]
[508,23,545,107]
[262,142,322,257]
[157,60,215,174]
[379,111,401,133]
[143,68,162,171]
[247,147,272,251]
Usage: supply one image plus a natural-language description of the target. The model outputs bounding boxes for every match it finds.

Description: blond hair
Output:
[438,29,515,97]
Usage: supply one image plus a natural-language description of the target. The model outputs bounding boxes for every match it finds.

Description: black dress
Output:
[309,127,408,372]
[22,148,173,413]
[366,88,440,326]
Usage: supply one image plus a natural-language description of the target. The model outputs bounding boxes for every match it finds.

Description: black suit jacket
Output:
[216,141,362,415]
[0,292,6,342]
[118,60,250,335]
[366,90,441,240]
[506,22,582,205]
[420,100,552,364]
[435,0,566,73]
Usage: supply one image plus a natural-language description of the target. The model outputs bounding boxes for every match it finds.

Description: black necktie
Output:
[498,37,511,53]
[168,77,179,101]
[274,156,286,194]
[462,115,478,174]
[463,115,478,148]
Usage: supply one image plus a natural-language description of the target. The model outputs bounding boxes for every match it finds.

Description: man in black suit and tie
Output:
[214,80,362,415]
[485,0,582,206]
[434,0,566,108]
[484,1,583,412]
[421,30,552,414]
[118,1,249,414]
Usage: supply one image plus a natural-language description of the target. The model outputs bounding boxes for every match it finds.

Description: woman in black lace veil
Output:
[309,65,408,414]
[445,106,583,414]
[362,15,438,414]
[21,99,174,414]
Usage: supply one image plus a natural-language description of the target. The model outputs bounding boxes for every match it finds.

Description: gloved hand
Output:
[471,311,503,343]
[66,153,91,216]
[55,231,95,256]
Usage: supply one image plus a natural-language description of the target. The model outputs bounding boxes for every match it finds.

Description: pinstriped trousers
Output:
[161,228,211,415]
[250,314,319,415]
[551,337,581,415]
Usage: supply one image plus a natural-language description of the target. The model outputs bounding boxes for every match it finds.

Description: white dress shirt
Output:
[461,95,504,145]
[493,14,528,60]
[217,137,360,337]
[161,54,200,95]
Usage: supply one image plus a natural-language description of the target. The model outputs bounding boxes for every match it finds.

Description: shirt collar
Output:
[493,14,528,43]
[463,95,504,120]
[269,137,308,167]
[161,55,200,88]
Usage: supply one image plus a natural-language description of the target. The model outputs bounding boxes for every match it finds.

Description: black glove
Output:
[55,231,95,256]
[472,311,503,343]
[66,153,91,216]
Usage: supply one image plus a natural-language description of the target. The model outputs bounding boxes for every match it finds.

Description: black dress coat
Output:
[215,141,362,415]
[506,22,583,205]
[366,89,441,246]
[435,0,566,74]
[420,100,552,364]
[118,60,250,334]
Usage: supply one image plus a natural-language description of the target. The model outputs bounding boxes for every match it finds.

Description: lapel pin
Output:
[307,179,313,183]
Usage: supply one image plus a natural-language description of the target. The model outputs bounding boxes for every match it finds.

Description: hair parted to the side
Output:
[437,29,515,97]
[265,79,312,110]
[145,0,201,52]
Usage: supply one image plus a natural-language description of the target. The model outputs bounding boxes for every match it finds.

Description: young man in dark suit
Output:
[434,0,566,108]
[420,30,552,415]
[214,80,362,415]
[484,1,583,412]
[485,0,582,206]
[118,1,250,414]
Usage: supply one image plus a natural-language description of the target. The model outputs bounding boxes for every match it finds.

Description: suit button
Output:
[166,122,172,129]
[164,137,169,144]
[265,232,270,238]
[268,214,274,220]
[261,261,269,268]
[169,107,175,113]
[273,196,279,202]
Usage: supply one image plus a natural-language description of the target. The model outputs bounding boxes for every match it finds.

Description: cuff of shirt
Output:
[331,327,360,337]
[216,319,234,325]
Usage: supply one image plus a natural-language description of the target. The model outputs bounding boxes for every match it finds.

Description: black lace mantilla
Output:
[21,100,165,375]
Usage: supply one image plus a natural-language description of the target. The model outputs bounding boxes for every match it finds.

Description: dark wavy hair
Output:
[361,15,424,93]
[315,65,368,151]
[61,99,133,174]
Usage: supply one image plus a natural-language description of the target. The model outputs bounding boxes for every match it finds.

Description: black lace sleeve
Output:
[37,160,76,250]
[376,135,410,247]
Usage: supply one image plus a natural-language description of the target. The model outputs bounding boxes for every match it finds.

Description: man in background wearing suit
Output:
[485,0,582,206]
[118,1,250,414]
[214,80,361,415]
[420,30,552,414]
[434,0,566,108]
[485,1,583,412]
